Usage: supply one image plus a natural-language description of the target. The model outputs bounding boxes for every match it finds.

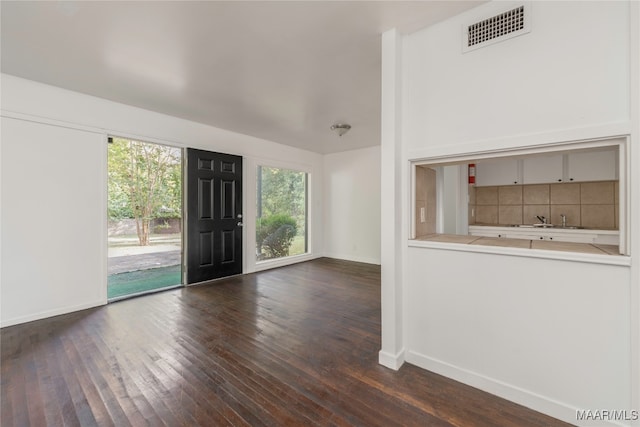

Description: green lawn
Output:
[289,234,307,256]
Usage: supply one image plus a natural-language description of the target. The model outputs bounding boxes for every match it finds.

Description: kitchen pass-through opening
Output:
[411,137,629,257]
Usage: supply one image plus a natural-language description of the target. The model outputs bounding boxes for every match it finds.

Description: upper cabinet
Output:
[567,150,618,182]
[475,158,520,186]
[475,148,618,186]
[523,154,563,184]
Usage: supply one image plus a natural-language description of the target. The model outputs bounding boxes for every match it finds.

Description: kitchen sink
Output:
[507,224,585,229]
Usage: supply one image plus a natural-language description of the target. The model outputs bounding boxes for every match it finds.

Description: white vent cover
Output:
[462,3,531,53]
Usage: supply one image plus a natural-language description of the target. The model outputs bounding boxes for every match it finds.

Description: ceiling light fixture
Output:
[330,123,351,137]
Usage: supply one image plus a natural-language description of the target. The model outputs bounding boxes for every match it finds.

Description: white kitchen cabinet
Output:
[468,229,507,238]
[567,150,617,182]
[476,148,618,186]
[522,154,564,184]
[503,232,545,241]
[468,225,618,245]
[475,158,520,186]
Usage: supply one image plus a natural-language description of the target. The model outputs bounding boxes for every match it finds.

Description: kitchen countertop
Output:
[471,224,619,233]
[415,234,621,255]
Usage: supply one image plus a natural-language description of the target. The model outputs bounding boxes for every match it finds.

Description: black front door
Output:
[186,149,243,284]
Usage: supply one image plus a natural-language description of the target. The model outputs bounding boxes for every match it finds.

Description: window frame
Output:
[251,160,313,271]
[409,136,630,262]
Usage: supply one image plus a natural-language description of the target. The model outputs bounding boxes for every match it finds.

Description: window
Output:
[256,166,308,261]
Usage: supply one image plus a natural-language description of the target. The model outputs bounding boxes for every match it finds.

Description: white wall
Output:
[381,1,639,426]
[406,247,631,424]
[1,117,107,324]
[441,165,463,234]
[0,74,325,327]
[323,146,381,265]
[404,1,630,155]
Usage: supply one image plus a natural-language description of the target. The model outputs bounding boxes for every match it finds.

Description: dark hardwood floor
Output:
[1,258,571,426]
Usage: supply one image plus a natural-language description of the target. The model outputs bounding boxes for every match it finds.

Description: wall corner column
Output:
[379,28,405,370]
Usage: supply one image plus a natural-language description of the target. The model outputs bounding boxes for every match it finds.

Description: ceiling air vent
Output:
[462,3,531,53]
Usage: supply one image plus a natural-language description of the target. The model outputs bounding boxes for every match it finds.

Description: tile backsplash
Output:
[469,181,618,229]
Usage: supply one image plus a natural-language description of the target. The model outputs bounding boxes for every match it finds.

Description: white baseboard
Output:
[252,253,323,272]
[405,350,629,427]
[378,349,406,370]
[324,253,381,265]
[0,299,106,328]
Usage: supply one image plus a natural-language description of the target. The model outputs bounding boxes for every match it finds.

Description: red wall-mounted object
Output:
[468,163,476,184]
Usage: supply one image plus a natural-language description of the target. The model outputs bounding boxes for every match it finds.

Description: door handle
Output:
[237,222,244,227]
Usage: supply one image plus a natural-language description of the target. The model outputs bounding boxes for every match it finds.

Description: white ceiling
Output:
[1,1,481,154]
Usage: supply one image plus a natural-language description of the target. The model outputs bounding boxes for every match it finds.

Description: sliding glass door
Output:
[107,137,182,300]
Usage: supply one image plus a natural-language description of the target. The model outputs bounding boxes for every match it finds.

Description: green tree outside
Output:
[108,138,181,246]
[257,166,307,260]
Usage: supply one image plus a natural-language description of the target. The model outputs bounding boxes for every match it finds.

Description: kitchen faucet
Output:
[536,215,547,224]
[560,214,567,227]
